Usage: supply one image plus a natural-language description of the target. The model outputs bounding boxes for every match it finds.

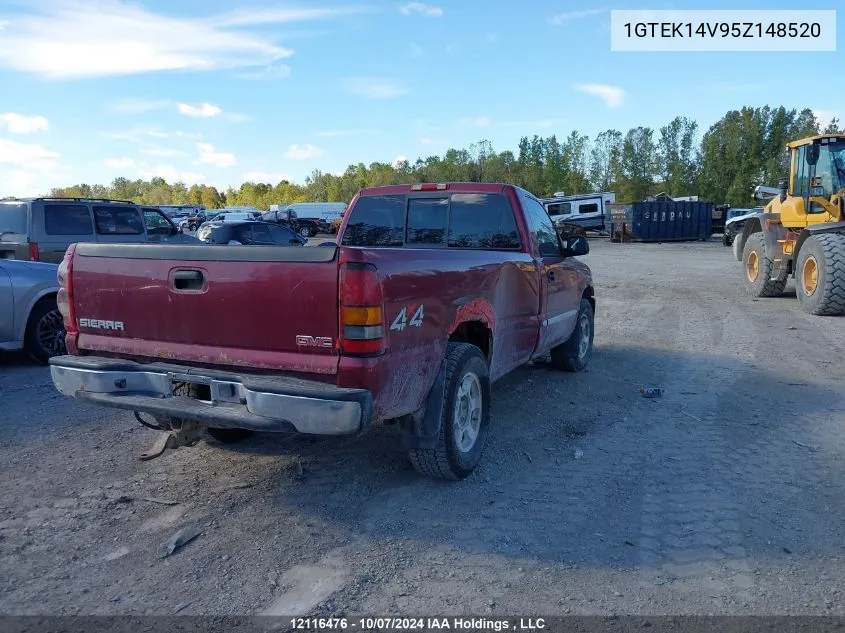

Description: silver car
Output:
[0,259,65,363]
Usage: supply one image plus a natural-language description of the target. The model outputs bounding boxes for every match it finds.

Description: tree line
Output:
[42,105,841,210]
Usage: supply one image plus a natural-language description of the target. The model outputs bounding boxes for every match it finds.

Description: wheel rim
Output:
[578,313,591,359]
[300,228,309,237]
[452,372,482,453]
[802,255,818,296]
[746,250,759,282]
[36,309,67,357]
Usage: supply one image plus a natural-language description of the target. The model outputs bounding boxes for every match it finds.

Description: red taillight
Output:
[339,262,384,355]
[28,242,39,261]
[57,244,77,333]
[410,183,448,191]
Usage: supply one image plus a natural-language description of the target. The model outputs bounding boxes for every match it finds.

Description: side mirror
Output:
[563,234,589,257]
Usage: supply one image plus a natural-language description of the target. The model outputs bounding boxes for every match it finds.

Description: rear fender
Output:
[794,222,845,262]
[738,216,763,256]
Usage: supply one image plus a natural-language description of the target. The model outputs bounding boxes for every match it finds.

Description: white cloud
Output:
[195,142,237,167]
[0,21,9,31]
[243,171,295,183]
[0,137,60,170]
[549,8,606,25]
[460,116,491,127]
[814,109,840,130]
[342,77,408,100]
[0,136,67,196]
[238,63,292,80]
[392,156,408,168]
[399,3,443,17]
[225,113,251,123]
[104,157,136,169]
[409,43,424,58]
[285,144,324,160]
[178,102,222,118]
[0,113,50,134]
[0,0,365,80]
[574,83,625,108]
[111,98,170,114]
[137,164,205,184]
[140,147,185,157]
[421,137,447,146]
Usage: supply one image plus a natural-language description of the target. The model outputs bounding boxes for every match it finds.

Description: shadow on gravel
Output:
[202,344,843,569]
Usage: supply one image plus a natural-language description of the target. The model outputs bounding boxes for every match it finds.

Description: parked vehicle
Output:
[196,211,257,232]
[48,182,595,480]
[722,208,764,247]
[541,191,616,232]
[0,259,65,363]
[260,207,330,238]
[0,198,197,263]
[196,221,307,246]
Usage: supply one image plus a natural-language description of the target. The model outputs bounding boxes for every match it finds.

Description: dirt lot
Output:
[1,238,844,617]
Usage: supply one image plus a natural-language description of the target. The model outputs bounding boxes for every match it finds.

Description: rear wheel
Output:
[24,297,66,364]
[409,343,490,481]
[795,234,845,316]
[743,232,786,297]
[299,226,313,238]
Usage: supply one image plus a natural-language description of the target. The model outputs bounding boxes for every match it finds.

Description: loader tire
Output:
[795,234,845,316]
[743,232,786,298]
[733,232,744,261]
[408,343,490,481]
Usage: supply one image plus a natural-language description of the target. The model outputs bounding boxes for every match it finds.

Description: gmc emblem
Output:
[295,335,333,348]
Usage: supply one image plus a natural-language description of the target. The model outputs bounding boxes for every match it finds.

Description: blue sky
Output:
[0,0,841,196]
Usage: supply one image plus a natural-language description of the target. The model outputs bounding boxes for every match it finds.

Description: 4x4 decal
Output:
[389,304,425,332]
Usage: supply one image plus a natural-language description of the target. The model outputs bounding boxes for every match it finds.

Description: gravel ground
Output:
[1,237,844,617]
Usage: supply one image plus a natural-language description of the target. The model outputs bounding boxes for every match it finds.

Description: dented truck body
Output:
[49,183,595,479]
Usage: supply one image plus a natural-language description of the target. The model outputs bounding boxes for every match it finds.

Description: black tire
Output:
[722,233,733,247]
[207,427,254,443]
[550,298,594,372]
[795,234,845,316]
[24,297,66,364]
[743,232,786,298]
[299,226,313,238]
[733,231,745,261]
[409,343,490,481]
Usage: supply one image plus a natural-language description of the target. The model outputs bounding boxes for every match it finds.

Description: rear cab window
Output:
[93,205,145,235]
[0,202,30,237]
[341,191,522,250]
[44,204,94,235]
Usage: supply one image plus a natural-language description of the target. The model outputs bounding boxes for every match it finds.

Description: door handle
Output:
[171,269,205,291]
[547,270,555,282]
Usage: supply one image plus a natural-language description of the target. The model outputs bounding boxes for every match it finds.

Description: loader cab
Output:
[783,135,845,225]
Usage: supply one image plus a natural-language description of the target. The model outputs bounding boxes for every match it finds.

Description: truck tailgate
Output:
[70,243,340,374]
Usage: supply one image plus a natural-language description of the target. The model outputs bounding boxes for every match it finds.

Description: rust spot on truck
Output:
[448,297,496,336]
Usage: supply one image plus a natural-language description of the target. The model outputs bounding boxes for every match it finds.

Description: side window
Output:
[406,197,448,246]
[268,225,298,243]
[341,195,405,247]
[448,193,521,249]
[547,202,571,216]
[250,223,274,243]
[579,203,599,215]
[793,146,807,196]
[142,209,172,231]
[814,144,833,196]
[517,189,561,257]
[93,205,144,235]
[43,204,94,235]
[232,225,254,244]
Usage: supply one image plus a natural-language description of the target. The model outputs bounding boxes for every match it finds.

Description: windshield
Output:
[0,202,29,236]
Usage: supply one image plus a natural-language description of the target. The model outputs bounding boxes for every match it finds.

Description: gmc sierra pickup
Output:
[49,183,596,480]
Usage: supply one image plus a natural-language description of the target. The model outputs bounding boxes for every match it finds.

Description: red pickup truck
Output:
[49,183,595,480]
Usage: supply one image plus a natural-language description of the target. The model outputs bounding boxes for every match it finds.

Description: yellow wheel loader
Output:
[735,134,845,315]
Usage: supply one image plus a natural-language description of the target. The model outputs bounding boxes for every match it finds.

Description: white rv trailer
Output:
[540,191,616,231]
[269,202,347,222]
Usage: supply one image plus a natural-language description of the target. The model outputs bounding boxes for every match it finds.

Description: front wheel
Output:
[409,343,490,481]
[795,234,845,316]
[25,298,67,364]
[299,226,313,238]
[743,232,786,297]
[550,298,594,372]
